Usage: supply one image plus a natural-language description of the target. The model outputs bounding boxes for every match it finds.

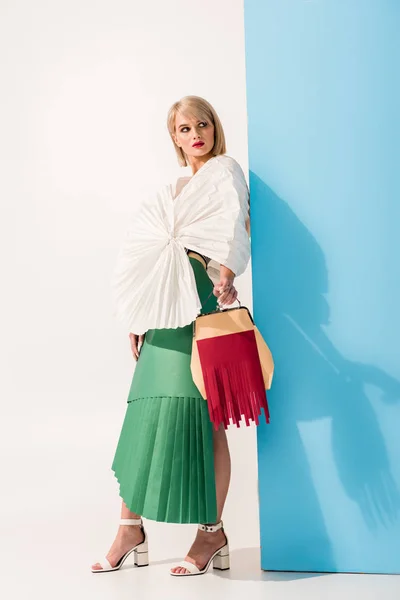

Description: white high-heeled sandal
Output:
[170,520,230,576]
[91,518,149,573]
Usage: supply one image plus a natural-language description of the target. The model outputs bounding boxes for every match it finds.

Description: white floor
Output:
[3,409,400,600]
[5,523,400,600]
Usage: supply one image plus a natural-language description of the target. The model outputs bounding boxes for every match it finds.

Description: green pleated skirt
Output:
[111,256,219,523]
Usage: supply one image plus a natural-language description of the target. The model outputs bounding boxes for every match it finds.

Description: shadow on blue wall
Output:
[251,172,400,572]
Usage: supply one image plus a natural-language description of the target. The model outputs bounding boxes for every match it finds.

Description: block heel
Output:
[212,544,230,570]
[134,540,149,567]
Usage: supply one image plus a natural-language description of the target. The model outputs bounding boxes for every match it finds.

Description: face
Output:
[173,112,215,162]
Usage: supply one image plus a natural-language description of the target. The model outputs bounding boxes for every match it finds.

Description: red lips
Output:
[192,142,204,147]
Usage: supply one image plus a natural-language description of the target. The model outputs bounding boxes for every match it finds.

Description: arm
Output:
[216,205,251,305]
[245,215,251,238]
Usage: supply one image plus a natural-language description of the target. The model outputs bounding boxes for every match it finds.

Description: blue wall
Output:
[244,0,400,573]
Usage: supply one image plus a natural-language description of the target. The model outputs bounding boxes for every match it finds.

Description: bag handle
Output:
[193,289,254,337]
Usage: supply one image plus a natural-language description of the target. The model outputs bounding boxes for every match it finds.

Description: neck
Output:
[187,153,214,176]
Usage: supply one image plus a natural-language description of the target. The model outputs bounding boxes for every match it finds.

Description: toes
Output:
[92,563,103,570]
[171,566,188,574]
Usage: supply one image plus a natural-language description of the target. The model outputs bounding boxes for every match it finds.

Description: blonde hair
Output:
[167,95,226,167]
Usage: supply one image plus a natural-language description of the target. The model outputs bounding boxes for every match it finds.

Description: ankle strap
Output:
[120,518,142,525]
[198,520,223,532]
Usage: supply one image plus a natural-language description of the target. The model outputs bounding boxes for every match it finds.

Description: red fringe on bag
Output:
[196,329,270,430]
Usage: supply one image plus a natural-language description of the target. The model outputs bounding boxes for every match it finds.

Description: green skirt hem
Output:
[111,394,217,524]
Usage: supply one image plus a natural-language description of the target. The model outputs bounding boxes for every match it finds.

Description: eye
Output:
[180,122,207,133]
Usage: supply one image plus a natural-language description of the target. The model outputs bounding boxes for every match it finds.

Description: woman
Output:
[91,95,251,576]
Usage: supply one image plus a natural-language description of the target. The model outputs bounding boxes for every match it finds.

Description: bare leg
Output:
[91,501,145,571]
[214,422,231,521]
[171,423,231,574]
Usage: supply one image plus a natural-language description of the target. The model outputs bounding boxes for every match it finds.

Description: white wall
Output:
[0,0,259,569]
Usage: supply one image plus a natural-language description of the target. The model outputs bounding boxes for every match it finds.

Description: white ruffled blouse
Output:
[111,154,250,335]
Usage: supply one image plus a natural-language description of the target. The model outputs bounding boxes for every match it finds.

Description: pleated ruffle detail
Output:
[111,395,217,524]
